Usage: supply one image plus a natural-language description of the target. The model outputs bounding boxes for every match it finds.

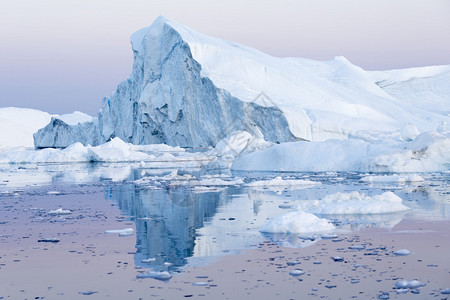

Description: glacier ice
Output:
[32,16,450,150]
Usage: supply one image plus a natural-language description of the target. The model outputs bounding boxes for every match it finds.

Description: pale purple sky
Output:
[1,0,449,115]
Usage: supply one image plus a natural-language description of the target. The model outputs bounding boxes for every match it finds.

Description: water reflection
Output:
[106,185,227,270]
[103,172,450,270]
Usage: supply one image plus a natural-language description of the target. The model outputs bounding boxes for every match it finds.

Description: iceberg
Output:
[32,16,450,150]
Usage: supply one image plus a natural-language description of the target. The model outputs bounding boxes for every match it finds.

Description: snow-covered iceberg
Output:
[33,16,450,150]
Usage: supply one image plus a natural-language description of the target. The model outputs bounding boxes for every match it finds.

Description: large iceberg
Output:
[33,16,450,149]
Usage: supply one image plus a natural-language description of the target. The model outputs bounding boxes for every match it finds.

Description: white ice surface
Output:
[300,191,410,215]
[232,131,450,172]
[259,210,335,234]
[0,107,52,148]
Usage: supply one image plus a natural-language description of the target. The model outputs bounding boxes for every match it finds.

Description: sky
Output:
[0,0,449,115]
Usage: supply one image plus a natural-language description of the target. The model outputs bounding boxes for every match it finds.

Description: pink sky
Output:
[1,0,449,114]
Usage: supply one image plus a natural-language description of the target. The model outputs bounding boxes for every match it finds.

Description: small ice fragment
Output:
[350,279,360,284]
[164,262,173,266]
[331,256,344,262]
[348,245,365,250]
[78,291,98,295]
[141,258,156,263]
[441,288,450,295]
[48,208,71,215]
[192,282,208,286]
[104,228,134,236]
[321,233,338,239]
[396,289,409,294]
[395,280,426,289]
[47,191,61,195]
[410,289,420,294]
[377,292,390,299]
[395,280,409,289]
[406,280,426,289]
[313,261,322,265]
[38,238,60,243]
[287,261,300,266]
[289,269,305,276]
[136,271,172,280]
[393,249,411,256]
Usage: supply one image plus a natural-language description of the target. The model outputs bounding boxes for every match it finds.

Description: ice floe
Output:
[104,228,134,236]
[259,210,335,234]
[300,191,410,214]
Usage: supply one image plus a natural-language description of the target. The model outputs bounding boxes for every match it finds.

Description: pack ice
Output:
[32,16,450,152]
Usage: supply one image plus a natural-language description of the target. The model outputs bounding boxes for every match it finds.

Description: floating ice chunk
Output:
[48,208,71,215]
[78,291,98,295]
[287,261,301,266]
[302,191,410,214]
[441,288,450,295]
[401,123,420,141]
[393,249,412,256]
[395,280,426,289]
[104,228,134,236]
[47,191,61,195]
[38,238,60,243]
[321,233,338,239]
[192,282,208,286]
[246,177,320,188]
[360,174,424,183]
[331,256,344,262]
[141,258,156,263]
[136,271,172,280]
[396,289,409,294]
[260,210,335,234]
[348,245,366,250]
[289,269,305,276]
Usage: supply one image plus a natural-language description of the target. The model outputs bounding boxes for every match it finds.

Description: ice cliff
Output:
[34,16,450,148]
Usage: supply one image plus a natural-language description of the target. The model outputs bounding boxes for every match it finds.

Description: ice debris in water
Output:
[395,280,426,289]
[302,191,410,214]
[141,258,156,263]
[259,209,335,234]
[393,249,412,256]
[78,291,98,295]
[104,228,134,236]
[441,288,450,295]
[137,271,172,280]
[360,174,424,183]
[48,208,71,215]
[192,282,208,286]
[289,269,305,276]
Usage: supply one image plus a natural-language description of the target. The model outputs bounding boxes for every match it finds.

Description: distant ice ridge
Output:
[0,137,208,164]
[0,107,95,149]
[33,15,450,149]
[232,130,450,172]
[300,191,410,214]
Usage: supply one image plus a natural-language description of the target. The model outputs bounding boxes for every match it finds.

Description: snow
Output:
[259,210,335,234]
[300,191,410,215]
